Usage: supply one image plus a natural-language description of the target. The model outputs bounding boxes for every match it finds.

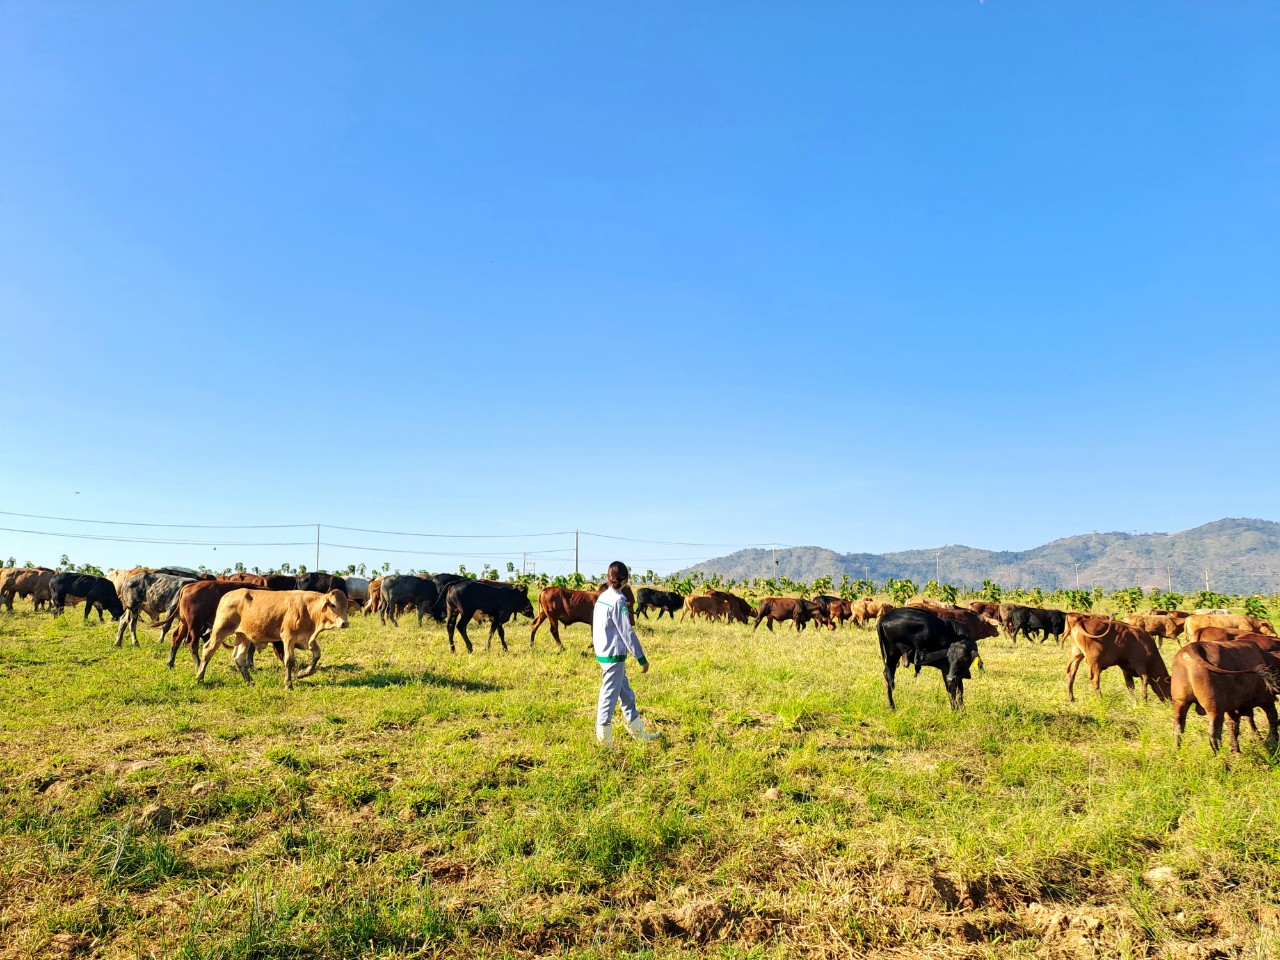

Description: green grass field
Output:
[2,601,1279,959]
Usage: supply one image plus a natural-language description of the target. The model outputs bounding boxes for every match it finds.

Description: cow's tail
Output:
[1076,617,1113,640]
[155,603,181,634]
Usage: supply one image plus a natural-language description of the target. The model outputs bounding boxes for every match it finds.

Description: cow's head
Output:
[944,640,977,709]
[1257,620,1278,637]
[516,592,535,619]
[322,589,350,629]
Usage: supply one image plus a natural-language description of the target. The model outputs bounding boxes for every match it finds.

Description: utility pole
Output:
[315,524,321,572]
[1205,568,1211,592]
[574,530,579,577]
[1167,565,1172,593]
[1074,562,1080,590]
[935,552,941,583]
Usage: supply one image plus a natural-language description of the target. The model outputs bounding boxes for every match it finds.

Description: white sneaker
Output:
[624,717,658,741]
[596,723,613,745]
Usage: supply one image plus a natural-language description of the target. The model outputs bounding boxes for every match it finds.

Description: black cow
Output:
[426,574,471,619]
[51,573,124,622]
[635,588,683,620]
[1006,606,1067,644]
[296,572,348,595]
[445,580,535,653]
[379,575,441,627]
[795,598,830,632]
[877,607,980,711]
[116,572,195,648]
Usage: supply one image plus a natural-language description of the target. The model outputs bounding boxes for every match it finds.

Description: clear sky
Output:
[1,2,1277,576]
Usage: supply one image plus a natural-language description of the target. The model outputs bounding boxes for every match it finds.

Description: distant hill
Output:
[684,518,1280,594]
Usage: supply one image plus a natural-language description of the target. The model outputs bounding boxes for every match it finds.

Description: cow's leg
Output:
[1241,709,1260,740]
[883,660,897,710]
[282,642,296,689]
[159,616,173,648]
[1226,714,1242,754]
[1172,696,1192,750]
[232,639,255,685]
[1209,713,1225,754]
[297,637,320,678]
[766,618,774,632]
[1089,662,1104,700]
[1261,702,1279,753]
[445,615,458,653]
[490,619,507,652]
[130,609,142,647]
[82,601,92,622]
[529,612,546,645]
[1065,651,1084,703]
[546,618,563,652]
[167,622,188,669]
[196,630,227,682]
[115,612,130,647]
[1119,669,1137,704]
[455,616,474,654]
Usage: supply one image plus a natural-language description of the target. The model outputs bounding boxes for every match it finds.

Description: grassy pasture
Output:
[2,602,1279,959]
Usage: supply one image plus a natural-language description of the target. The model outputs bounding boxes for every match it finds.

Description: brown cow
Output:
[1172,639,1280,753]
[702,589,753,624]
[682,595,729,622]
[1123,614,1188,647]
[1064,615,1171,704]
[826,598,853,628]
[160,580,282,669]
[0,567,56,611]
[219,574,270,588]
[364,577,383,616]
[752,597,829,632]
[968,601,1001,619]
[1185,614,1278,643]
[195,589,349,688]
[529,585,636,651]
[929,608,1001,643]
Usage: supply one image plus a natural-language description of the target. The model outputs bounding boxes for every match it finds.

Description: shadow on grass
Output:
[330,669,502,693]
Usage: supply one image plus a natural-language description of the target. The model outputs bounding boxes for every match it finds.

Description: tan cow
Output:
[850,599,894,627]
[1123,614,1188,647]
[107,568,151,594]
[1185,614,1277,643]
[1064,615,1171,704]
[0,567,55,611]
[195,589,349,689]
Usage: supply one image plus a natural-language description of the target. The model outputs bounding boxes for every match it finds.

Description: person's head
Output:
[607,561,629,588]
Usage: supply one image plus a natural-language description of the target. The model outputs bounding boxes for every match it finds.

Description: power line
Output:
[0,525,310,547]
[321,541,544,559]
[0,510,311,529]
[323,524,574,539]
[579,531,787,548]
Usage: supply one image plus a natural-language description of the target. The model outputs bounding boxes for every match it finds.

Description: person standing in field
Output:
[593,561,658,744]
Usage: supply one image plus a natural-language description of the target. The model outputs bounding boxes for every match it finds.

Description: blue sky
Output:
[1,2,1277,575]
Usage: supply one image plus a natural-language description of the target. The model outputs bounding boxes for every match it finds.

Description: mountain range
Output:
[683,518,1280,595]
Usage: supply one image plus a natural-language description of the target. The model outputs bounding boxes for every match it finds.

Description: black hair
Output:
[607,561,629,584]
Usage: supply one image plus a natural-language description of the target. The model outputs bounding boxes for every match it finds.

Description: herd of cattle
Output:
[2,566,1279,755]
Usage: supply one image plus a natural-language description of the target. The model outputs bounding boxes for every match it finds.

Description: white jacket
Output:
[592,586,647,666]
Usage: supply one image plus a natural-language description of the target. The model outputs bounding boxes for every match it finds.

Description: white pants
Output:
[597,661,639,728]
